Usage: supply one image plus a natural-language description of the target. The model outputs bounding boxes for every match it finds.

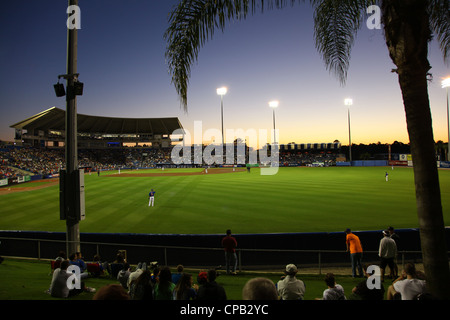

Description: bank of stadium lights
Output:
[442,77,450,161]
[217,87,227,146]
[268,100,279,144]
[344,98,353,162]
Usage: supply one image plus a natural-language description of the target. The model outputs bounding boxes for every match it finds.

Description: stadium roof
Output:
[10,107,183,135]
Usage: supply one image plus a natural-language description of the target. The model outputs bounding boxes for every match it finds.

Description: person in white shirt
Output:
[49,260,95,297]
[277,264,306,300]
[319,273,346,300]
[378,230,397,281]
[387,263,427,300]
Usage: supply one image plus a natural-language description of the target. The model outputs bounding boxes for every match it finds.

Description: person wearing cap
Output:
[345,228,363,278]
[197,269,227,300]
[379,229,397,282]
[276,264,306,300]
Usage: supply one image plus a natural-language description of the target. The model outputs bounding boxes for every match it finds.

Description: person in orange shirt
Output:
[345,228,363,278]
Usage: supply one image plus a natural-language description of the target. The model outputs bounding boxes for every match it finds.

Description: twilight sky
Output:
[1,0,449,148]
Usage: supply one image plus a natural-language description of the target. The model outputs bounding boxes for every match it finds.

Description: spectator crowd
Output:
[1,146,344,180]
[47,227,430,301]
[0,146,175,179]
[48,251,429,301]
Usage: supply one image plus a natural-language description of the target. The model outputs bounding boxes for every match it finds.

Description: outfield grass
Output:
[0,258,372,300]
[0,167,449,234]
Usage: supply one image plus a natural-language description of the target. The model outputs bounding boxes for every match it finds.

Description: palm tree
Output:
[165,0,450,299]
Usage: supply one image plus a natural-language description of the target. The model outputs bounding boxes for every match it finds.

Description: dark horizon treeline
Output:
[340,140,448,161]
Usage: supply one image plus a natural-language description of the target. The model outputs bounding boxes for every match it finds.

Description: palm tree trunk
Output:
[382,0,450,299]
[400,63,450,300]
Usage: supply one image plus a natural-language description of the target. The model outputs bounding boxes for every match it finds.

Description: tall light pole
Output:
[55,0,83,256]
[217,87,227,146]
[269,100,279,144]
[442,78,450,161]
[345,98,353,163]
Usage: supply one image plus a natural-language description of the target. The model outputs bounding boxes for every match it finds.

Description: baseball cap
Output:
[285,264,298,274]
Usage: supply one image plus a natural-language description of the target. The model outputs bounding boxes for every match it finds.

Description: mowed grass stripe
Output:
[82,174,208,233]
[83,176,160,233]
[1,167,448,234]
[0,186,61,231]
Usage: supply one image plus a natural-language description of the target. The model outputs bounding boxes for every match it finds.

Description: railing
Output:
[0,236,430,274]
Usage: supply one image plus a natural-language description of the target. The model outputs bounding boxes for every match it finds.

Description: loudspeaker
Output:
[74,81,84,96]
[54,83,66,97]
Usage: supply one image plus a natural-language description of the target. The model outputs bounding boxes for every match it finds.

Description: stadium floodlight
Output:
[344,98,353,162]
[269,100,279,108]
[216,87,228,96]
[268,100,279,144]
[217,87,227,146]
[442,77,450,161]
[442,78,450,89]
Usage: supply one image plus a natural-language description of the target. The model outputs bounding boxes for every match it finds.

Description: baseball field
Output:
[1,166,449,235]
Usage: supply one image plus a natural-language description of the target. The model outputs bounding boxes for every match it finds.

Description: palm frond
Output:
[311,0,377,84]
[164,0,301,111]
[428,0,450,62]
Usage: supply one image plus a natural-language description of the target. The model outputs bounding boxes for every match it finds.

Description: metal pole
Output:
[164,247,168,266]
[318,251,322,275]
[221,95,224,146]
[348,108,352,162]
[238,250,241,272]
[447,87,449,162]
[273,109,276,144]
[65,0,80,255]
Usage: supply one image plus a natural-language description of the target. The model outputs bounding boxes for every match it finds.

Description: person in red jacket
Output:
[222,229,238,275]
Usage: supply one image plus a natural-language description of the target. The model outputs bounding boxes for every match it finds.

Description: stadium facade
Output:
[10,107,184,149]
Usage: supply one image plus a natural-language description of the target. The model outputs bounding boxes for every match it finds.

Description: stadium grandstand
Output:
[9,107,183,149]
[279,141,344,167]
[1,107,184,183]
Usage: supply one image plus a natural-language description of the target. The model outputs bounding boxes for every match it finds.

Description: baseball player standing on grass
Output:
[148,189,155,207]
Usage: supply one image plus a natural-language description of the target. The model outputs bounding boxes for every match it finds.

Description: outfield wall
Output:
[337,160,389,166]
[1,228,448,269]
